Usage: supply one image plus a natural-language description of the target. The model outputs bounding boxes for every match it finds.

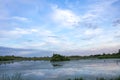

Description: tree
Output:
[50,54,70,61]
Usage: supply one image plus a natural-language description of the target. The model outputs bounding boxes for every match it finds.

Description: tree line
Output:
[69,49,120,60]
[0,49,120,61]
[0,55,50,61]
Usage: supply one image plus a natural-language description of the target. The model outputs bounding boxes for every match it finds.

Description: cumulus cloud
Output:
[51,6,80,28]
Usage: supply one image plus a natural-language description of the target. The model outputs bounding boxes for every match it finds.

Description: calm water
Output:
[0,59,120,80]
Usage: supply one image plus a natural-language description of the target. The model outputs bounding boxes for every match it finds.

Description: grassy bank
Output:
[1,73,120,80]
[67,76,120,80]
[0,73,25,80]
[0,55,50,61]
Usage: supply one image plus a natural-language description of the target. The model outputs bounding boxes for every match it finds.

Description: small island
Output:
[50,54,70,61]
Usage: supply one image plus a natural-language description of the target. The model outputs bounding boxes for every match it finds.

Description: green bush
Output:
[50,54,70,61]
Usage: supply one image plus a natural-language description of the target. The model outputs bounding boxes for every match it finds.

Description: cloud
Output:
[0,27,61,50]
[80,0,119,25]
[0,1,30,22]
[81,36,94,40]
[0,0,120,56]
[84,28,103,36]
[59,45,120,56]
[0,28,38,39]
[114,29,120,38]
[37,28,55,37]
[0,16,30,22]
[47,36,59,38]
[113,19,120,27]
[50,0,119,30]
[11,16,30,22]
[51,6,80,28]
[0,46,52,56]
[0,27,56,39]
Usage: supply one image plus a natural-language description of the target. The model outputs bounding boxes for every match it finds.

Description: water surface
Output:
[0,59,120,80]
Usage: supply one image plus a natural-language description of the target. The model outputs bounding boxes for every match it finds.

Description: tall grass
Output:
[67,76,120,80]
[1,73,120,80]
[0,73,24,80]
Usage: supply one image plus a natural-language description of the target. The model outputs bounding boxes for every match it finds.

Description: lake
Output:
[0,59,120,80]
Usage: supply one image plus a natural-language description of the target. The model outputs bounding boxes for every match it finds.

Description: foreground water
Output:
[0,59,120,80]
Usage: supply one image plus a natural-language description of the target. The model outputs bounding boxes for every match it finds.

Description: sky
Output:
[0,0,120,56]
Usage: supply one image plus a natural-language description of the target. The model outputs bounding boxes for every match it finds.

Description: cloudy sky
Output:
[0,0,120,56]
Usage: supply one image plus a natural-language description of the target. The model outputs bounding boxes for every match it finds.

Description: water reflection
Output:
[50,61,68,67]
[115,60,120,65]
[0,59,120,80]
[51,63,63,67]
[0,60,14,65]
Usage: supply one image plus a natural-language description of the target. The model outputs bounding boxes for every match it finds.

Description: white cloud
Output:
[0,28,38,39]
[81,0,119,23]
[0,26,57,39]
[12,16,30,22]
[22,33,78,51]
[0,16,30,22]
[84,28,103,36]
[51,6,80,28]
[50,0,119,29]
[0,0,119,55]
[37,29,55,37]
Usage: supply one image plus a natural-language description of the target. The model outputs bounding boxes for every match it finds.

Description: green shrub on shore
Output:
[50,54,70,61]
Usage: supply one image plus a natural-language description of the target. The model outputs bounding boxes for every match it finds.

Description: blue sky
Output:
[0,0,120,56]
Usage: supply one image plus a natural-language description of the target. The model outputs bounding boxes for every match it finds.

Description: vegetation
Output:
[67,76,120,80]
[1,73,120,80]
[69,49,120,60]
[0,49,120,61]
[0,55,50,61]
[0,73,24,80]
[50,54,70,61]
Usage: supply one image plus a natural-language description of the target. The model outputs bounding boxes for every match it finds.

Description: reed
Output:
[0,73,24,80]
